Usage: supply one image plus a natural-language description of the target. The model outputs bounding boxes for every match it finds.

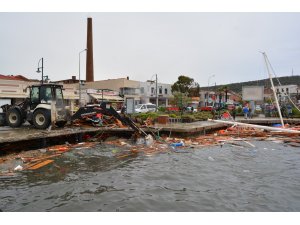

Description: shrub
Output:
[181,114,195,122]
[292,107,300,118]
[158,106,166,112]
[133,112,159,121]
[169,114,178,118]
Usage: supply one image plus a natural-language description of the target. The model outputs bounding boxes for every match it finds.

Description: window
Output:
[159,87,162,94]
[39,86,53,103]
[147,105,156,109]
[140,87,144,94]
[55,87,64,106]
[151,87,155,94]
[31,87,39,104]
[165,88,168,95]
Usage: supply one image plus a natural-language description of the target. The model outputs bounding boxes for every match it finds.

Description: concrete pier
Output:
[0,121,227,151]
[1,117,299,152]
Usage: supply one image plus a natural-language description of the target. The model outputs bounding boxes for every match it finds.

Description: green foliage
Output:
[181,114,195,122]
[171,75,194,93]
[171,75,200,97]
[292,107,300,118]
[169,114,177,118]
[172,92,190,108]
[194,111,213,120]
[188,83,200,97]
[237,106,242,113]
[133,112,159,121]
[158,106,166,112]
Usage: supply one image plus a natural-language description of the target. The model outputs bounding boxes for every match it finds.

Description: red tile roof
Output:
[0,74,30,81]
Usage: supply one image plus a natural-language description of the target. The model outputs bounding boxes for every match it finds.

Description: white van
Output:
[135,103,157,113]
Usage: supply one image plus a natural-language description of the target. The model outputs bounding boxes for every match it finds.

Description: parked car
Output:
[186,106,197,112]
[135,103,157,113]
[166,106,180,112]
[199,106,214,111]
[226,104,235,110]
[255,105,262,112]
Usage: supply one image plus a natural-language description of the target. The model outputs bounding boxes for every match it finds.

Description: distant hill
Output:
[204,75,300,94]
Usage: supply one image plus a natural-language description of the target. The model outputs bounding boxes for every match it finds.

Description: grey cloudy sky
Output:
[1,12,300,86]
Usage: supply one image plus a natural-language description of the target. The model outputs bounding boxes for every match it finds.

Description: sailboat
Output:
[209,52,300,134]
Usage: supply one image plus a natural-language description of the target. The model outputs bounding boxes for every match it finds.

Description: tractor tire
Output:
[6,108,23,128]
[33,109,51,129]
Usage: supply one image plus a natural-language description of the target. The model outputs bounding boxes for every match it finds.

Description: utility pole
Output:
[155,74,158,109]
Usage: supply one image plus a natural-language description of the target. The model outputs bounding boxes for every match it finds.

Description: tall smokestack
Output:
[86,17,94,82]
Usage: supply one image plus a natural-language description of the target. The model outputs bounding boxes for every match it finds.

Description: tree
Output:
[188,83,200,97]
[170,92,190,108]
[171,75,200,97]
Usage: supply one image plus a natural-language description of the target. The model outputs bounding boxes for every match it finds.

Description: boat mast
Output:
[262,52,284,127]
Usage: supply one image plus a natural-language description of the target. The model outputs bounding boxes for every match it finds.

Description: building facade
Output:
[199,90,233,107]
[139,81,173,106]
[0,75,39,111]
[275,84,299,103]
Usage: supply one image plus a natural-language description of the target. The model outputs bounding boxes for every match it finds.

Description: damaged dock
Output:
[0,121,228,152]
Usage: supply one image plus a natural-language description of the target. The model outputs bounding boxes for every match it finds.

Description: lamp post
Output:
[147,74,158,110]
[79,49,87,107]
[36,58,44,84]
[207,74,215,106]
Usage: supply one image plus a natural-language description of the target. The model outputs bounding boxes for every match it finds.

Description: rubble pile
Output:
[72,113,126,128]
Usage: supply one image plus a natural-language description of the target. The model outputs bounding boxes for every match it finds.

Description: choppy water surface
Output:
[1,140,300,212]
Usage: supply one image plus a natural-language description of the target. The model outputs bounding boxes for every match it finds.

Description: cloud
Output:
[1,12,300,86]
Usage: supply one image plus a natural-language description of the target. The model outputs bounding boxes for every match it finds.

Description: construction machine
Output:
[4,84,69,129]
[3,84,151,141]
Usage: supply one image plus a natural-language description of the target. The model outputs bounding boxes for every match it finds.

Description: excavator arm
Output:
[71,102,148,137]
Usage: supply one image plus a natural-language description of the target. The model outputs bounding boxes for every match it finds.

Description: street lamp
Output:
[43,75,50,83]
[147,74,158,110]
[36,58,44,84]
[79,49,87,107]
[207,74,215,106]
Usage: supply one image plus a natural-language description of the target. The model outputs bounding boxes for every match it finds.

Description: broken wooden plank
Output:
[26,153,61,164]
[210,119,300,134]
[27,159,54,170]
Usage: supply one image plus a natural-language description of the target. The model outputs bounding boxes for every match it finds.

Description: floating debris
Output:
[208,156,215,161]
[27,160,54,170]
[14,165,23,171]
[1,122,300,176]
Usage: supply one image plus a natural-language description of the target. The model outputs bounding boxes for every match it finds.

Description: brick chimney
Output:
[86,17,94,82]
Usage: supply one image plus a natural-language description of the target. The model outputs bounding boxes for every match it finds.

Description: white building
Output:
[0,75,39,111]
[275,84,299,104]
[139,81,173,106]
[275,84,298,96]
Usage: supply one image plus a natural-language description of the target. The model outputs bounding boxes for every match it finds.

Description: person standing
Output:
[287,105,293,118]
[232,107,236,121]
[243,105,249,119]
[248,108,252,119]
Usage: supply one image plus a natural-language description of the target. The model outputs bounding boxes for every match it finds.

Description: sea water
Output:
[0,140,300,212]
